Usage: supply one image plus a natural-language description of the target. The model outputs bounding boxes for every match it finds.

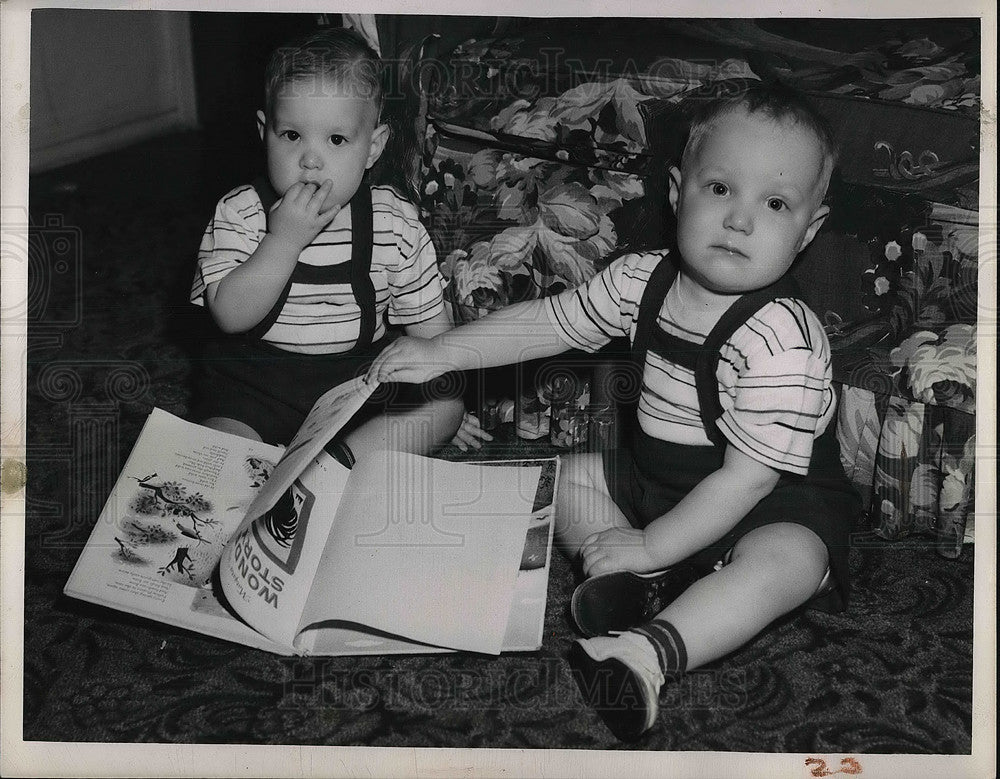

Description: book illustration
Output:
[116,465,275,587]
[519,514,551,571]
[158,547,196,579]
[254,481,314,575]
[479,458,555,571]
[245,456,274,488]
[112,535,147,565]
[130,472,216,532]
[118,472,222,585]
[121,518,177,546]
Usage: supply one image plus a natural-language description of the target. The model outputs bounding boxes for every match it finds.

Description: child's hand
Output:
[268,180,341,251]
[450,411,494,452]
[365,336,450,385]
[580,527,660,578]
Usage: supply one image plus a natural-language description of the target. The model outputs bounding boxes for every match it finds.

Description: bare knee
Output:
[415,395,464,449]
[730,523,829,603]
[433,395,465,436]
[559,452,608,492]
[346,394,464,460]
[555,453,629,554]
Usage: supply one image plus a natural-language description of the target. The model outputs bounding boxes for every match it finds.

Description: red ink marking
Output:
[805,757,863,776]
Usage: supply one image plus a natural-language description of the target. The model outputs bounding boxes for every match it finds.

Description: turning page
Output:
[231,376,377,539]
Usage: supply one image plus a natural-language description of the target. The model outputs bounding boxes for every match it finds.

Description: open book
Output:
[64,377,559,656]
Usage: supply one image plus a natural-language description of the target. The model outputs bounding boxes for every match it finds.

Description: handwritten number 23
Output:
[805,757,863,777]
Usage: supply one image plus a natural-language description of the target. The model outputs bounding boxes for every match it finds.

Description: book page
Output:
[499,512,556,648]
[298,451,539,655]
[231,376,377,540]
[217,449,351,649]
[63,408,289,649]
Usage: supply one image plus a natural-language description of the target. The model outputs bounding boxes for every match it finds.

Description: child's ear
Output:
[256,110,267,142]
[667,165,683,215]
[365,123,390,170]
[798,204,830,252]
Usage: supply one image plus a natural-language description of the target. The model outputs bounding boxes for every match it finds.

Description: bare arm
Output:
[205,180,340,333]
[581,445,781,576]
[367,298,570,384]
[402,307,455,339]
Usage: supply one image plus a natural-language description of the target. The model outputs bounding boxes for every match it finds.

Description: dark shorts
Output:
[190,335,457,446]
[603,426,861,612]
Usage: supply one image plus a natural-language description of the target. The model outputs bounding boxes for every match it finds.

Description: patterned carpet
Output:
[22,132,974,751]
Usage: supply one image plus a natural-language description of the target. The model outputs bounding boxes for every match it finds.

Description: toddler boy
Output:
[367,82,860,740]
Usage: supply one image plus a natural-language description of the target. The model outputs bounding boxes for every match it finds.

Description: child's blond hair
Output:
[682,81,839,202]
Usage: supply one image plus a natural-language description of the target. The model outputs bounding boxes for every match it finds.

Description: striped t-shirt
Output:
[191,184,445,354]
[545,251,836,475]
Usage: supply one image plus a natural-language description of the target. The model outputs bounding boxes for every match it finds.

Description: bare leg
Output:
[201,416,263,442]
[653,522,829,669]
[342,395,464,464]
[555,453,632,557]
[568,521,830,741]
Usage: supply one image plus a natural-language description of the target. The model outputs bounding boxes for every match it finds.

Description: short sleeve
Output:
[717,322,834,475]
[190,187,263,306]
[545,252,664,352]
[380,193,446,325]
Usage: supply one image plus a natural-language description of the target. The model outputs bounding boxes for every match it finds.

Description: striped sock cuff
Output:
[633,619,688,676]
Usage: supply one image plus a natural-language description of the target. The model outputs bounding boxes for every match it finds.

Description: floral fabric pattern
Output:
[421,133,648,318]
[829,204,977,556]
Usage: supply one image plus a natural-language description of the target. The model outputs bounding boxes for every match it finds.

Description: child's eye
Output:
[767,198,786,212]
[279,130,300,141]
[329,135,346,146]
[710,182,729,196]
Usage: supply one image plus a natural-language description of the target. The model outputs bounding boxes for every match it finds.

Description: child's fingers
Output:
[462,412,490,435]
[318,201,341,224]
[452,426,484,451]
[287,181,312,204]
[310,180,334,209]
[365,354,388,384]
[581,530,602,552]
[366,342,401,383]
[271,182,301,211]
[582,550,605,578]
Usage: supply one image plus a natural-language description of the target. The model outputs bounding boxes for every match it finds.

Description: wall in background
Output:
[26,10,498,177]
[29,9,199,173]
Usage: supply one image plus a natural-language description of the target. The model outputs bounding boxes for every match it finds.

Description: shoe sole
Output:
[567,642,653,742]
[571,565,702,638]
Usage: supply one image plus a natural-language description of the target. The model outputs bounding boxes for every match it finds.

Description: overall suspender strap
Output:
[245,180,377,350]
[631,255,679,372]
[620,255,679,435]
[253,174,280,212]
[694,274,802,447]
[346,183,377,354]
[628,251,802,449]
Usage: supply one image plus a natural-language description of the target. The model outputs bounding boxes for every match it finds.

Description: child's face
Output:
[257,75,388,212]
[668,109,830,295]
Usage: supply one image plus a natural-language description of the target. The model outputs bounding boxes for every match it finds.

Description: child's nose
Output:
[299,150,323,170]
[723,203,753,234]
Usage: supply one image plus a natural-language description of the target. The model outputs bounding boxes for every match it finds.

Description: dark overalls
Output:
[191,178,418,447]
[603,258,861,612]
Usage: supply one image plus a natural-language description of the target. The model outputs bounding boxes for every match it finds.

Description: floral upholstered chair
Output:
[415,18,981,558]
